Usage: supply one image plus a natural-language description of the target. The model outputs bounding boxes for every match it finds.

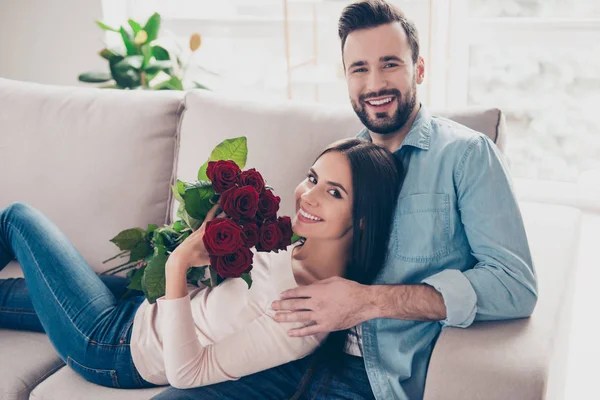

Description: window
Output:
[102,0,600,182]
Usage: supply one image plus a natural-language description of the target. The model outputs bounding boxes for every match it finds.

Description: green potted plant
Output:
[79,12,208,90]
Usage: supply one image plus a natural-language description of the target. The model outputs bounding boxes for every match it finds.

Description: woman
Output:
[0,138,402,392]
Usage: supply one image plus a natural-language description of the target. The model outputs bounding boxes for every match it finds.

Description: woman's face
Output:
[292,151,354,241]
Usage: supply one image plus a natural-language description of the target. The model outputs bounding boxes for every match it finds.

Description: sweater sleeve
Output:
[156,294,322,389]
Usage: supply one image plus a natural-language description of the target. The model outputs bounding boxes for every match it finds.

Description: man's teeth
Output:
[367,97,393,106]
[299,208,322,221]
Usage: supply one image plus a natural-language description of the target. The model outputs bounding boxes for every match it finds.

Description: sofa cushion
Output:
[174,91,506,222]
[29,367,165,400]
[0,78,184,275]
[0,330,64,400]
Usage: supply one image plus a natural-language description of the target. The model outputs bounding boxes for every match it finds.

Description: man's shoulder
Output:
[429,115,493,153]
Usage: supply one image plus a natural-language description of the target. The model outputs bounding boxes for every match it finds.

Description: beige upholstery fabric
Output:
[0,330,64,400]
[423,203,581,400]
[0,78,184,275]
[29,367,165,400]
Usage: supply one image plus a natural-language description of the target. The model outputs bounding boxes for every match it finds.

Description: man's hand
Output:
[271,276,376,337]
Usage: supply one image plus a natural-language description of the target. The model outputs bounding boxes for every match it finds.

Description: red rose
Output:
[202,218,245,256]
[207,160,240,193]
[239,169,265,194]
[210,247,253,278]
[256,220,283,252]
[257,190,280,220]
[220,186,259,221]
[276,216,293,250]
[240,222,260,248]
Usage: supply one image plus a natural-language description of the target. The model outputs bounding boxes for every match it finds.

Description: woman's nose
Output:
[301,189,318,207]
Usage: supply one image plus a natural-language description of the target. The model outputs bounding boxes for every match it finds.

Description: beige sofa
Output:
[0,78,579,399]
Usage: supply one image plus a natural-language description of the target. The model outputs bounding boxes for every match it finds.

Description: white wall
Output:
[0,0,106,86]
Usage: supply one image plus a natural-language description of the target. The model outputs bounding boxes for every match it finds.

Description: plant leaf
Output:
[129,240,153,263]
[197,137,248,180]
[291,233,303,244]
[110,228,146,250]
[144,12,161,42]
[145,60,172,74]
[152,45,170,61]
[96,21,120,32]
[141,44,152,68]
[147,224,159,235]
[172,183,184,204]
[99,48,124,61]
[120,27,138,56]
[187,266,207,283]
[78,72,112,83]
[142,252,168,304]
[126,266,145,291]
[114,55,144,71]
[183,180,215,220]
[193,81,210,90]
[128,19,142,34]
[241,272,253,289]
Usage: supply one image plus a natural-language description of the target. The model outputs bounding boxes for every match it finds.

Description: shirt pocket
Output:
[391,193,451,263]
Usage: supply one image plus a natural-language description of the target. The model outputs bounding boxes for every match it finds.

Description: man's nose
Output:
[366,69,388,94]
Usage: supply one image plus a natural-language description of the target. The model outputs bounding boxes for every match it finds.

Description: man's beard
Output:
[351,78,417,135]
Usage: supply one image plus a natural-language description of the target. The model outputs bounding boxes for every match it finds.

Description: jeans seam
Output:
[0,308,37,315]
[67,356,121,389]
[6,221,93,342]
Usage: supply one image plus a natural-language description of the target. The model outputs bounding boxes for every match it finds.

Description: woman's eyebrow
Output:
[310,168,348,195]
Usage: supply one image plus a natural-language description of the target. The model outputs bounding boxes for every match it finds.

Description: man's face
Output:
[343,22,424,135]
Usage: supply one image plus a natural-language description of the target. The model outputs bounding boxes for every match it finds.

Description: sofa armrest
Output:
[424,202,581,400]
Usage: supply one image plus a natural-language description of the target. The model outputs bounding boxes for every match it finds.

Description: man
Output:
[153,1,537,399]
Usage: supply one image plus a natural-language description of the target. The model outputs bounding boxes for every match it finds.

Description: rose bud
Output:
[256,220,283,252]
[210,247,253,278]
[202,218,245,256]
[207,160,241,193]
[239,169,265,193]
[257,189,281,220]
[220,186,259,221]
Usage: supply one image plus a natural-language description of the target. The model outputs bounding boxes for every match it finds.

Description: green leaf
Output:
[120,26,138,56]
[147,224,159,235]
[209,267,219,287]
[78,72,112,83]
[142,252,168,304]
[128,19,142,34]
[151,75,183,91]
[141,44,152,68]
[99,48,123,61]
[187,266,207,283]
[126,266,145,291]
[152,45,170,61]
[145,60,172,74]
[96,21,120,32]
[291,233,303,244]
[241,272,253,289]
[129,240,153,262]
[110,228,146,251]
[172,182,184,204]
[113,55,143,71]
[197,137,248,180]
[144,12,161,42]
[183,180,215,220]
[172,220,186,232]
[193,81,211,90]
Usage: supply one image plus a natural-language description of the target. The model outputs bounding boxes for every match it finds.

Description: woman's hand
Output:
[167,204,223,270]
[165,204,223,300]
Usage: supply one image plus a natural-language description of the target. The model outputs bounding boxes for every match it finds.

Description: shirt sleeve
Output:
[156,294,322,389]
[422,135,538,328]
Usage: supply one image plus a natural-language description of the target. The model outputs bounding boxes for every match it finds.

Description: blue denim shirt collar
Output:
[357,105,432,152]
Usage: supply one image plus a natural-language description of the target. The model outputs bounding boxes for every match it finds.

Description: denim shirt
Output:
[357,107,538,400]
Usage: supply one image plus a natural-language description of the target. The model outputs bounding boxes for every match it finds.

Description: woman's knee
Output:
[1,202,38,223]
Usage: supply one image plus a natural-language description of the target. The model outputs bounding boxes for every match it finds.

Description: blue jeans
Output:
[152,353,375,400]
[0,202,158,389]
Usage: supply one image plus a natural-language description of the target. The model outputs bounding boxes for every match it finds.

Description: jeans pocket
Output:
[67,356,120,388]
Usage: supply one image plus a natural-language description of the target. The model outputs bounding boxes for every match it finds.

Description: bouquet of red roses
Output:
[202,160,293,284]
[102,137,297,304]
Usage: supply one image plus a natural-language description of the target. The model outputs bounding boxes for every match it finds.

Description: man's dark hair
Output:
[338,0,420,64]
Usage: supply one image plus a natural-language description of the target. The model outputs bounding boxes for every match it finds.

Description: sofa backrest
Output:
[175,90,507,221]
[0,78,184,273]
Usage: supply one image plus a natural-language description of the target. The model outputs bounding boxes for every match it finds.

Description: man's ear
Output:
[415,56,425,85]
